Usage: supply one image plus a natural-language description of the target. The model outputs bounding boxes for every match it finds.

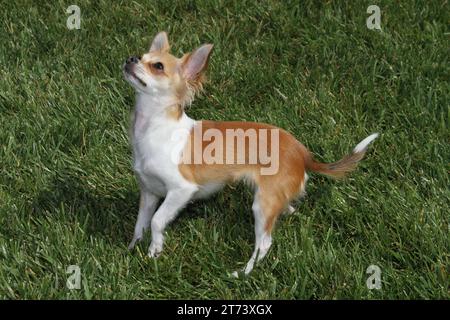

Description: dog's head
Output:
[123,31,213,106]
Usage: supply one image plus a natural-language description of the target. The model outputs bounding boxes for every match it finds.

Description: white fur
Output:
[287,205,296,214]
[353,133,379,153]
[129,90,200,255]
[128,191,159,250]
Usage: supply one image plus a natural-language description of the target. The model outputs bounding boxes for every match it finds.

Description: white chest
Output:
[132,112,195,196]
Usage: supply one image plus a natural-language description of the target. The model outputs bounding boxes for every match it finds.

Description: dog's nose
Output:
[126,56,140,64]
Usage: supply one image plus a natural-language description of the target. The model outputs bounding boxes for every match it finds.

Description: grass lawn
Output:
[0,0,448,299]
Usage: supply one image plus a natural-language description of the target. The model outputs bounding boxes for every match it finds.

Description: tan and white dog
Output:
[123,31,378,275]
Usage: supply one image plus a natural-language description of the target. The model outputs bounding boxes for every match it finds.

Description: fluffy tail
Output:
[305,133,379,178]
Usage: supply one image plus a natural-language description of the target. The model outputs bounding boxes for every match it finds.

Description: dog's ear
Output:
[182,44,213,81]
[150,31,170,53]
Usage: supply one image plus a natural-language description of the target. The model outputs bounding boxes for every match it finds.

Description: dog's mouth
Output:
[124,65,147,87]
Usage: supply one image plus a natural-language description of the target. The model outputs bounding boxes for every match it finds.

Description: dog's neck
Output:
[133,93,184,136]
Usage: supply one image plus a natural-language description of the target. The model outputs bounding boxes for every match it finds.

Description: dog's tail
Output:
[305,133,379,178]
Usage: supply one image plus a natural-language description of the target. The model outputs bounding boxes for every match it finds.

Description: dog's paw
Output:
[231,270,246,278]
[148,242,163,258]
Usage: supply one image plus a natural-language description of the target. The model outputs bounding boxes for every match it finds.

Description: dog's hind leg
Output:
[233,189,285,276]
[286,204,296,214]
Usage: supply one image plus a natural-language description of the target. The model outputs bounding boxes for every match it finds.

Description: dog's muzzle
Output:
[124,56,147,87]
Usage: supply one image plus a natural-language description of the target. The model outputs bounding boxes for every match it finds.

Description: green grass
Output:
[0,0,449,299]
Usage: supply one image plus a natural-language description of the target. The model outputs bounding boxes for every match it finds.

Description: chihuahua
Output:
[123,31,378,275]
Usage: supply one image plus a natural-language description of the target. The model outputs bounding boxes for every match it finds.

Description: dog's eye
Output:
[152,62,164,71]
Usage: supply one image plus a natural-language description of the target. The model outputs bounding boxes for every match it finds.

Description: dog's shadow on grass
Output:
[31,173,254,248]
[30,174,139,245]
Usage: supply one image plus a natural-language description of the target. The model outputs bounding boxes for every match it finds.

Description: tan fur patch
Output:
[178,120,309,232]
[141,52,179,78]
[165,104,183,121]
[139,51,206,108]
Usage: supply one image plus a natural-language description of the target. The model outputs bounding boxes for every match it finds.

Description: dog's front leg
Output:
[128,191,160,250]
[148,186,197,258]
